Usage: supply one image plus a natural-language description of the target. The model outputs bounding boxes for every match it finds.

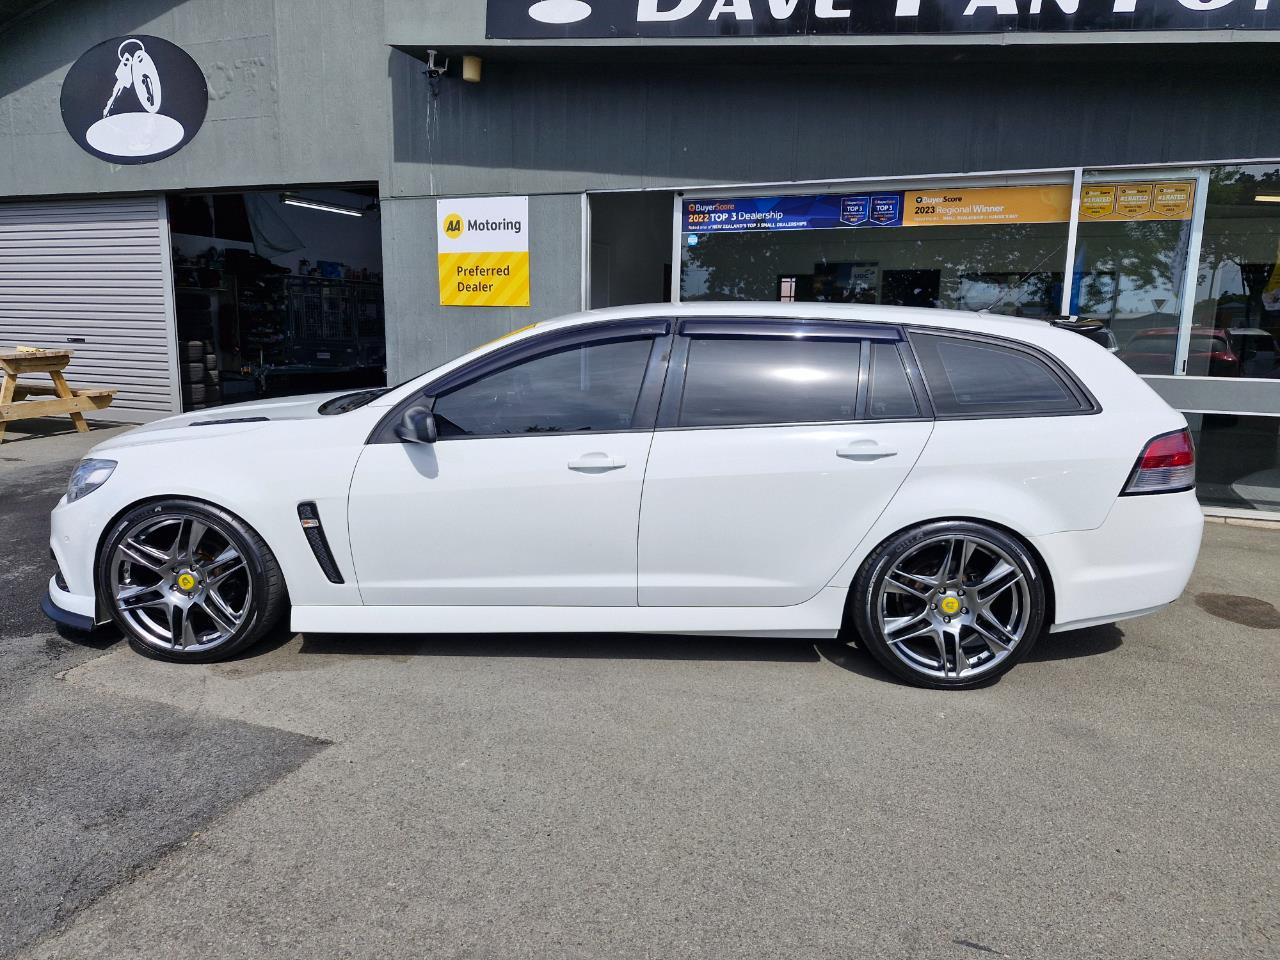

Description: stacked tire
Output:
[181,340,222,409]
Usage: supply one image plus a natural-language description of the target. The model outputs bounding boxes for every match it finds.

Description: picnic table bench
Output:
[0,347,116,443]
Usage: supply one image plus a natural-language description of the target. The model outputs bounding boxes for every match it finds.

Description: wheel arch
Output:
[845,515,1056,629]
[92,494,290,622]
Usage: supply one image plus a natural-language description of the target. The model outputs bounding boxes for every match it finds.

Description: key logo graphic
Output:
[61,35,208,165]
[527,0,592,24]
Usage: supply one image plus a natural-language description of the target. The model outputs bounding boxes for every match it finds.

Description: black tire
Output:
[849,520,1045,690]
[205,353,218,371]
[185,383,206,404]
[184,361,206,383]
[97,499,287,663]
[184,340,204,361]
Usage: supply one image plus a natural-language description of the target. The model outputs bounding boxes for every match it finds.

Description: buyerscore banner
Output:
[682,185,1074,234]
[683,194,902,233]
[490,0,1280,39]
[437,197,531,307]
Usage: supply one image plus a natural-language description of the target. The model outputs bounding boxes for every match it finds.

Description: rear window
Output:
[910,332,1086,418]
[1131,335,1179,353]
[678,336,861,427]
[1189,334,1230,352]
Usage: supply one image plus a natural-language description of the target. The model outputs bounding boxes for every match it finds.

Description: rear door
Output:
[637,319,933,607]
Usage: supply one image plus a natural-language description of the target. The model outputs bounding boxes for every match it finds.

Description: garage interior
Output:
[167,185,386,410]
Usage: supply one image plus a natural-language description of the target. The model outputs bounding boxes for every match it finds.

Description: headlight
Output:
[66,459,117,503]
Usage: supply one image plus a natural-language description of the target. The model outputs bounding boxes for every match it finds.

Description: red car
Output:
[1119,327,1241,377]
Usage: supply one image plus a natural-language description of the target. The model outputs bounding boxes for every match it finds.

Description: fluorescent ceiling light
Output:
[280,193,364,217]
[1254,194,1280,204]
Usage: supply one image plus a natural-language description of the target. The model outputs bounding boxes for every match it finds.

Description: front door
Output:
[638,320,933,607]
[348,323,668,606]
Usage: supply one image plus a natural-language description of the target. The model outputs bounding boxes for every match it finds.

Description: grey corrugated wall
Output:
[0,194,176,419]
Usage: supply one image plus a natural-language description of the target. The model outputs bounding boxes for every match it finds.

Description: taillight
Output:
[1122,428,1196,495]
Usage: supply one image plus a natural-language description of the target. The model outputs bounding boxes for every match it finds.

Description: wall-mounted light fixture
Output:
[280,193,365,217]
[463,55,483,83]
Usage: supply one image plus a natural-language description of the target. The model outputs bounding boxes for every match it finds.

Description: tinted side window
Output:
[433,337,654,437]
[910,332,1083,417]
[867,342,920,419]
[678,336,861,427]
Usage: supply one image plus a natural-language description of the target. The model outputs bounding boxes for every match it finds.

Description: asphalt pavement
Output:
[0,422,325,958]
[1,419,1277,960]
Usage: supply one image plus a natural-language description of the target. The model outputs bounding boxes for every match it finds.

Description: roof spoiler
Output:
[1048,315,1113,350]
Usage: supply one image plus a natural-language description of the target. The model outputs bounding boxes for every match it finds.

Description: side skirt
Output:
[291,586,847,639]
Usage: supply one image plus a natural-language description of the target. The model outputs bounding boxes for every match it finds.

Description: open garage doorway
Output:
[588,191,674,308]
[167,185,385,411]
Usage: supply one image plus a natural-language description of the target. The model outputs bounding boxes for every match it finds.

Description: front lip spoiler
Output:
[40,590,97,633]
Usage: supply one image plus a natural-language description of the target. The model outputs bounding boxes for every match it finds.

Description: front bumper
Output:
[41,586,97,632]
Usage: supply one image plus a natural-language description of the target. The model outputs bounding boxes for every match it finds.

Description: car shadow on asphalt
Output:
[1023,623,1124,662]
[49,616,1125,678]
[53,622,121,650]
[813,622,1126,687]
[296,631,823,663]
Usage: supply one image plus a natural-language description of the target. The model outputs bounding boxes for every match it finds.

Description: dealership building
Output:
[1,0,1279,514]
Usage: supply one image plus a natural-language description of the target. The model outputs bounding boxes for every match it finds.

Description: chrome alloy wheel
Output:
[108,513,253,653]
[875,534,1032,681]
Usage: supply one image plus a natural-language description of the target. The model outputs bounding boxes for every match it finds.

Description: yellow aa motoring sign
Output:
[436,196,530,307]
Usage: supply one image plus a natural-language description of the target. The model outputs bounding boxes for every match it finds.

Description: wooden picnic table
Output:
[0,347,116,443]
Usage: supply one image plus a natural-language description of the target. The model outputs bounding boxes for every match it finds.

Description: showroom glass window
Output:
[1069,176,1199,375]
[432,337,654,437]
[680,186,1070,320]
[1190,164,1280,380]
[1189,412,1280,514]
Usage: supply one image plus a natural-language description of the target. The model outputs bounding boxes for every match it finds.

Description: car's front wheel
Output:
[97,500,286,662]
[850,521,1045,689]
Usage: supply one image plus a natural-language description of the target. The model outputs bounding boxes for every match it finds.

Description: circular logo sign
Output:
[528,1,592,24]
[60,35,208,165]
[443,214,465,240]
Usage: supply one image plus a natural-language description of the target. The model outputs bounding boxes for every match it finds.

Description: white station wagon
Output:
[44,303,1203,689]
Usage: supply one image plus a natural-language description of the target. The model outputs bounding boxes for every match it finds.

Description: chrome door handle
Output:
[836,441,898,461]
[568,453,627,472]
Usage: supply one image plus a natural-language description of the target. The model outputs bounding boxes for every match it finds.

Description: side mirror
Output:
[395,405,438,444]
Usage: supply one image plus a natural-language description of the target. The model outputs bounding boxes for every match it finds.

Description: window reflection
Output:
[1189,413,1280,513]
[681,223,1066,319]
[1071,185,1195,376]
[1191,164,1280,379]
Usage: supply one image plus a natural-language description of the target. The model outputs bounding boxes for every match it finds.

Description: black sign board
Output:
[61,35,208,165]
[488,0,1280,38]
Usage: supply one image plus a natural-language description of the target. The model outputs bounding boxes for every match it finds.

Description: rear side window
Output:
[678,336,861,427]
[909,332,1085,418]
[867,342,920,419]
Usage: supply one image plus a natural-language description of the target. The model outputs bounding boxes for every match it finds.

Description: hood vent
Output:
[190,416,271,427]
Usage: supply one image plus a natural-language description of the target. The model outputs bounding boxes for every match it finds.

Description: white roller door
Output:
[0,194,178,421]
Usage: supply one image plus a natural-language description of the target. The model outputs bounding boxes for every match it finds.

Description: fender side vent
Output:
[297,502,345,584]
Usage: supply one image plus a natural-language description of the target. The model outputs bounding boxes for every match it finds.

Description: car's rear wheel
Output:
[850,521,1045,689]
[97,500,285,662]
